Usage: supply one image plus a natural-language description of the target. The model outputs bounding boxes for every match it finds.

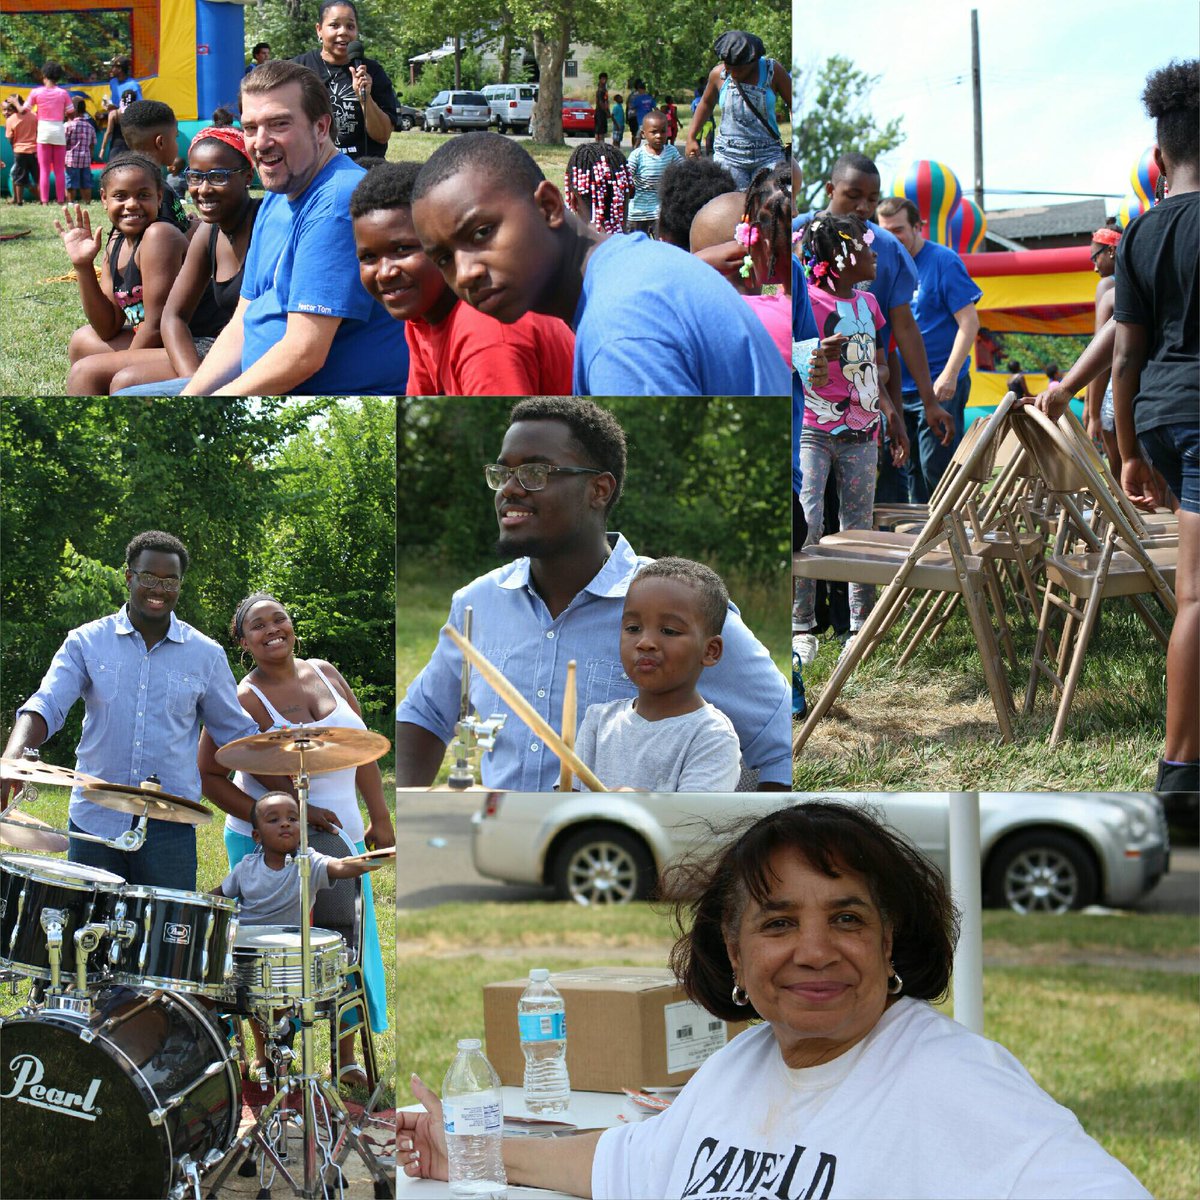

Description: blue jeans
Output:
[903,372,971,504]
[68,817,197,889]
[1139,421,1200,515]
[114,378,190,395]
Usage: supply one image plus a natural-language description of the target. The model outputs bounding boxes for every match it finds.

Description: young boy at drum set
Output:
[215,790,377,1076]
[572,557,742,792]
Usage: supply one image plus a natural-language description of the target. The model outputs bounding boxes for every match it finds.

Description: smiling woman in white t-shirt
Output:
[397,801,1150,1199]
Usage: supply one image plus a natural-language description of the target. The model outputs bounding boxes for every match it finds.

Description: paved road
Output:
[395,791,1200,915]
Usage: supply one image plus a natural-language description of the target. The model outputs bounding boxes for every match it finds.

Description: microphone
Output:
[346,39,365,70]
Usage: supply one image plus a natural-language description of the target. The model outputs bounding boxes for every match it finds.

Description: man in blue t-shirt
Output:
[410,132,787,397]
[182,59,407,396]
[877,196,982,502]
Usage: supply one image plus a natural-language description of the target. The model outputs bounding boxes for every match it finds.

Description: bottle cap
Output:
[457,1037,482,1050]
[529,968,549,982]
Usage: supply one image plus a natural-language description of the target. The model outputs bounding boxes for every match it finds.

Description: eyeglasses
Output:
[184,168,245,187]
[484,463,603,491]
[129,571,183,593]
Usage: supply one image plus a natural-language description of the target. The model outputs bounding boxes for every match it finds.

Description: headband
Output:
[190,125,252,165]
[1091,227,1121,246]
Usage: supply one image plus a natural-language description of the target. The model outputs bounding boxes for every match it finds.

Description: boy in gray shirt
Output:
[218,791,373,1071]
[574,558,740,791]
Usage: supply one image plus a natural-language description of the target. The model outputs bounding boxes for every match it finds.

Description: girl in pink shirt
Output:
[24,61,73,204]
[737,161,792,363]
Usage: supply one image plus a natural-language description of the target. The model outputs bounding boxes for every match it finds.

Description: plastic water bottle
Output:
[519,968,570,1114]
[442,1038,506,1198]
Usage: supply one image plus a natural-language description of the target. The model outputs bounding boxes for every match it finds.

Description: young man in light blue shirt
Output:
[395,399,791,792]
[3,530,259,888]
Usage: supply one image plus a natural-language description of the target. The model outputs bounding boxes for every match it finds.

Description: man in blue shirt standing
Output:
[877,196,982,502]
[396,398,791,791]
[2,531,259,888]
[177,59,407,396]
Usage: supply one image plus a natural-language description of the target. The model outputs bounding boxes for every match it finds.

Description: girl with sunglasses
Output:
[100,127,261,393]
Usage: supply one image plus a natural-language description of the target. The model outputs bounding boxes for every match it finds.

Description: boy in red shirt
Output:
[350,161,574,396]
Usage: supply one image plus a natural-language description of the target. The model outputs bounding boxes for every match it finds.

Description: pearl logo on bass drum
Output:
[1,1053,103,1120]
[164,921,191,944]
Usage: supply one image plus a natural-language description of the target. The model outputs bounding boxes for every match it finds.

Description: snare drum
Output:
[0,985,239,1199]
[108,886,238,998]
[229,925,345,1007]
[0,854,123,982]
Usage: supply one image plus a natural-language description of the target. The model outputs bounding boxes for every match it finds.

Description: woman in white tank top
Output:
[198,591,393,1087]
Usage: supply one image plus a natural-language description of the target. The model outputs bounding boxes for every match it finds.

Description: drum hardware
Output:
[209,727,394,1199]
[447,606,508,790]
[72,921,107,994]
[445,623,609,791]
[39,906,65,992]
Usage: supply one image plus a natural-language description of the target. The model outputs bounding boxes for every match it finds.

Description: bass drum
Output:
[0,986,239,1199]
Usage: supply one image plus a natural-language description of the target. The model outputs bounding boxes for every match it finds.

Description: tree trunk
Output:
[530,16,569,145]
[500,32,511,83]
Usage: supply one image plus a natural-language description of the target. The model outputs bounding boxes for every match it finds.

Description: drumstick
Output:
[445,627,607,792]
[558,660,577,793]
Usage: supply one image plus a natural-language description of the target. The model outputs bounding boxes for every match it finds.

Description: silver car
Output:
[423,90,491,133]
[470,792,1169,913]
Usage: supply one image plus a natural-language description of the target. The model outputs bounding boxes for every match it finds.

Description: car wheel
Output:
[551,825,654,906]
[497,119,508,134]
[397,114,413,132]
[986,831,1099,914]
[438,116,447,133]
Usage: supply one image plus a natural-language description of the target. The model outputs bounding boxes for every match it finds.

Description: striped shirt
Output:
[626,142,682,222]
[65,116,97,167]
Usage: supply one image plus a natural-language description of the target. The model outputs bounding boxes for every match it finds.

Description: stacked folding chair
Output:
[1010,405,1178,745]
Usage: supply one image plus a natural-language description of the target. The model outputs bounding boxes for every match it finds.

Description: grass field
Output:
[395,899,1199,1199]
[0,784,397,1107]
[793,590,1170,791]
[0,124,790,396]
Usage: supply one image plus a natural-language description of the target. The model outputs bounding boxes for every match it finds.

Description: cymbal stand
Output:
[204,740,393,1200]
[447,607,506,790]
[0,785,149,851]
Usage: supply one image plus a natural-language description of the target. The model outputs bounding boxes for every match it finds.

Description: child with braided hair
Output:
[55,151,187,394]
[735,161,793,362]
[792,211,908,664]
[564,141,634,235]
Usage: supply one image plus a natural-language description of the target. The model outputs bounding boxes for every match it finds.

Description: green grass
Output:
[395,900,1199,1199]
[1,784,397,1106]
[1,124,792,396]
[793,596,1169,791]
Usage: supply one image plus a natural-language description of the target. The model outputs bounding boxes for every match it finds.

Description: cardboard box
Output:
[482,966,749,1094]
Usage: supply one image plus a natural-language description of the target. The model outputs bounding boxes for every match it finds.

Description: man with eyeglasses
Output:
[396,397,791,791]
[2,530,258,887]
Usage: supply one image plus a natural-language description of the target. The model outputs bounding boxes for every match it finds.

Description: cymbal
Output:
[0,809,70,853]
[80,782,212,826]
[0,757,102,791]
[215,727,390,774]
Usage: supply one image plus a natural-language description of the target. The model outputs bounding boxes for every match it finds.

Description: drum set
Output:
[0,726,395,1200]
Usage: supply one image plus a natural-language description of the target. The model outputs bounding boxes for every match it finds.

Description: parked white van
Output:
[481,83,537,133]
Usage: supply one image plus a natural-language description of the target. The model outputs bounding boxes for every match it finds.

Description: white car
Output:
[471,792,1169,913]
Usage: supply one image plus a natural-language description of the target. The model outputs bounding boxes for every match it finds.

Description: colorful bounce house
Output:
[888,153,1160,425]
[2,0,249,186]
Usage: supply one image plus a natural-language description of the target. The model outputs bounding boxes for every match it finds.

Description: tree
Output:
[588,0,789,105]
[507,0,608,144]
[793,55,904,210]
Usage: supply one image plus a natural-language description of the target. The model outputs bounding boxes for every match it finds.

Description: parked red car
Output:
[561,99,595,135]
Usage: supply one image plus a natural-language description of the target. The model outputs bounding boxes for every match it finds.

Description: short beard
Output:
[494,532,560,560]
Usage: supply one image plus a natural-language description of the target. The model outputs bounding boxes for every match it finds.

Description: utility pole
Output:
[971,9,984,211]
[454,33,461,89]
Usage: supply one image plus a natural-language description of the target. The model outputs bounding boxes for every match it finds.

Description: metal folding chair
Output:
[793,393,1021,753]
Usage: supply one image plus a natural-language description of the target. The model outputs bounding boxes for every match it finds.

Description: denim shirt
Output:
[18,607,259,837]
[397,534,790,790]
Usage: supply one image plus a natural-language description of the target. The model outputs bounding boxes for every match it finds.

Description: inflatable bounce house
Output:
[3,0,248,135]
[889,153,1160,425]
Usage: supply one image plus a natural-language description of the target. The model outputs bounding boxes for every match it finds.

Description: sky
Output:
[792,0,1199,217]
